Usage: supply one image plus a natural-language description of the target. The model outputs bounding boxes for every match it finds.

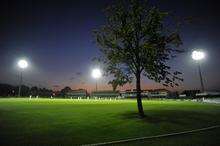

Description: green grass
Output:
[0,98,220,146]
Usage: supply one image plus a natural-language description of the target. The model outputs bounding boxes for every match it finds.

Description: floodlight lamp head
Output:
[18,59,28,69]
[192,50,205,61]
[92,68,102,79]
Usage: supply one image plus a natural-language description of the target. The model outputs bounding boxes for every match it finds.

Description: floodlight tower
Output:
[192,50,206,93]
[91,68,102,91]
[17,59,28,97]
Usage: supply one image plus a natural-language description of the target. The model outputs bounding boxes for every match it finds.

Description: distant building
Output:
[196,91,220,98]
[91,90,120,98]
[120,89,170,98]
[181,90,200,98]
[66,89,88,98]
[148,89,170,98]
[120,91,137,98]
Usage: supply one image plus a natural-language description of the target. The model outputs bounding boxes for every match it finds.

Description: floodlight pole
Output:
[198,62,205,93]
[96,81,98,91]
[18,71,23,97]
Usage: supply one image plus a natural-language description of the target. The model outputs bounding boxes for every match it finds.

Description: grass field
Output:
[0,98,220,146]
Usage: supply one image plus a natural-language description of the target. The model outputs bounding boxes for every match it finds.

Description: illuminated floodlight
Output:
[92,68,102,79]
[17,59,28,97]
[18,59,28,69]
[192,50,205,61]
[91,68,102,91]
[191,49,206,93]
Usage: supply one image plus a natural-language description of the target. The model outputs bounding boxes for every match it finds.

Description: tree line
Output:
[0,83,53,97]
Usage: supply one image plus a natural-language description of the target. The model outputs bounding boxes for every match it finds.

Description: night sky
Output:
[0,0,220,91]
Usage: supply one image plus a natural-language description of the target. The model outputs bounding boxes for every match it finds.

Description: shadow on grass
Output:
[120,110,219,126]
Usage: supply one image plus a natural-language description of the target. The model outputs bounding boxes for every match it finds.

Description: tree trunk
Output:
[112,83,118,92]
[136,72,145,117]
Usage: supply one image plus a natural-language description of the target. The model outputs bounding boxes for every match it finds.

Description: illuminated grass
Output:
[0,98,220,146]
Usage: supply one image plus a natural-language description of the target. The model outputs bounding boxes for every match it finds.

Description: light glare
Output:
[192,50,205,61]
[92,68,102,79]
[18,59,28,69]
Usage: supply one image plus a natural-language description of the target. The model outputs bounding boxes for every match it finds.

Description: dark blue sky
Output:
[0,0,220,91]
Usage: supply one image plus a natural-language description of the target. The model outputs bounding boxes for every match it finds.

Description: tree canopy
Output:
[94,0,184,117]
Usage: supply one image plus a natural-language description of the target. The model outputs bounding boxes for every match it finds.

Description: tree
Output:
[20,85,30,97]
[108,80,120,91]
[60,86,72,97]
[94,0,183,117]
[108,69,132,91]
[0,84,15,97]
[31,86,39,97]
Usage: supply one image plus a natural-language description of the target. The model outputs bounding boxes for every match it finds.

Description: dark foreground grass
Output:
[0,98,220,146]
